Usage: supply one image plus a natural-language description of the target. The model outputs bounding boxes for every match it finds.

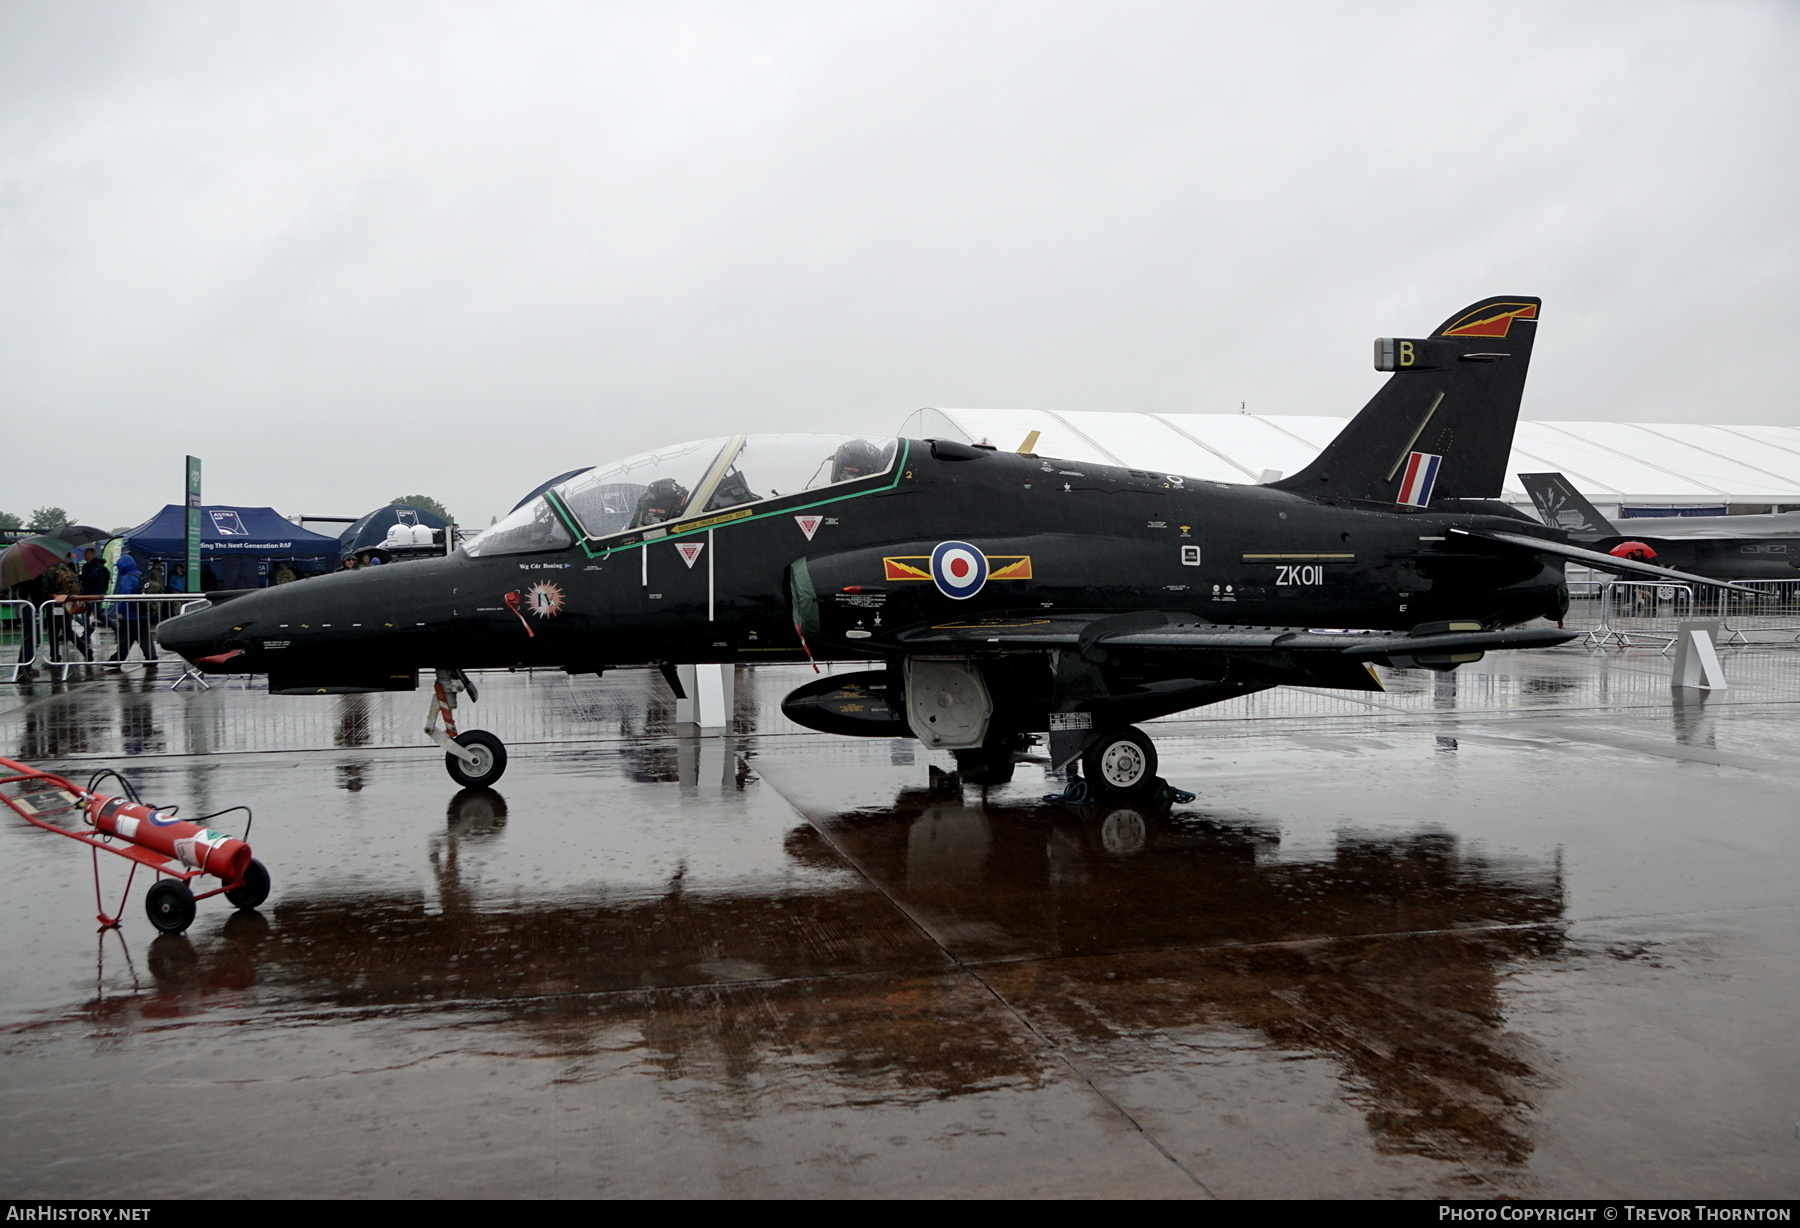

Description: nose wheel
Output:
[426,668,507,787]
[1081,726,1158,796]
[446,729,508,787]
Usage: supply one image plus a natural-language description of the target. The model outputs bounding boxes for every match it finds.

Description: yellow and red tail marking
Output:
[1440,302,1538,338]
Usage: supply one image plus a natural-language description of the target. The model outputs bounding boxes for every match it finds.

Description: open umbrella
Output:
[0,527,112,589]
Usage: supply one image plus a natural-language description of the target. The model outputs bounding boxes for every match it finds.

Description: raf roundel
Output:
[930,541,988,600]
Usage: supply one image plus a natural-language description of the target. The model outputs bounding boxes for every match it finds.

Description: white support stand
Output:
[170,665,213,691]
[675,663,733,734]
[1671,620,1728,691]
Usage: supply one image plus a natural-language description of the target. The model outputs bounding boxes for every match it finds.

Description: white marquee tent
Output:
[901,409,1800,519]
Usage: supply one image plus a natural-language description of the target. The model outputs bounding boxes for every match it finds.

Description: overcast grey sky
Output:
[3,0,1795,530]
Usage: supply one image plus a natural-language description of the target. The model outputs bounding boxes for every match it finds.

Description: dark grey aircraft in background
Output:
[1520,472,1800,582]
[161,296,1754,796]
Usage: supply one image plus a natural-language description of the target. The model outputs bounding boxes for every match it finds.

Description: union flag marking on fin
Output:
[795,515,823,541]
[1397,452,1442,507]
[1440,302,1538,338]
[675,541,705,568]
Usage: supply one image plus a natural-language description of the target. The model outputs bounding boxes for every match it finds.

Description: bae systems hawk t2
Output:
[159,296,1754,795]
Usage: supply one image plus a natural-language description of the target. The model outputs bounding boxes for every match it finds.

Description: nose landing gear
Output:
[427,669,508,787]
[447,730,507,788]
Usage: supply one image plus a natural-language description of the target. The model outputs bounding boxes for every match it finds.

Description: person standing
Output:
[77,547,107,660]
[46,562,85,662]
[9,570,46,675]
[79,548,108,596]
[108,555,157,667]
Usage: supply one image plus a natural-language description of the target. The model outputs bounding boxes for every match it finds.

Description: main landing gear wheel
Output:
[446,729,507,788]
[1081,726,1158,796]
[145,879,197,934]
[225,859,271,910]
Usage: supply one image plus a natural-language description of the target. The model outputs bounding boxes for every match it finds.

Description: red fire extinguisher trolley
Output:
[0,755,269,934]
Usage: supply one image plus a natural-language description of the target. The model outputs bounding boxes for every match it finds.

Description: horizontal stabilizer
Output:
[1449,528,1762,595]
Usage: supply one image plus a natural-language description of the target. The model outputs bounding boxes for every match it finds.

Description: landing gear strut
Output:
[427,669,507,787]
[953,745,1015,786]
[953,732,1035,786]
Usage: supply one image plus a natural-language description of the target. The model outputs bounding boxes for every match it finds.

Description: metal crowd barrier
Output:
[1715,580,1800,644]
[17,596,208,681]
[1,600,37,682]
[1580,581,1695,648]
[1566,576,1800,650]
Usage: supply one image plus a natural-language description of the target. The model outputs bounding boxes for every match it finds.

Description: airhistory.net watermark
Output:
[6,1209,151,1222]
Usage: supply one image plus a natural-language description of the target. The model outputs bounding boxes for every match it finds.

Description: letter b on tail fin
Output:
[1272,295,1541,506]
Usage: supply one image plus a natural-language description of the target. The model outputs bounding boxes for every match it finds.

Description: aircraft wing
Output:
[1449,528,1763,595]
[890,612,1575,658]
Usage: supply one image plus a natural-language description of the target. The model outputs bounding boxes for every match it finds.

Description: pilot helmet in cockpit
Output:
[830,439,883,483]
[634,477,690,526]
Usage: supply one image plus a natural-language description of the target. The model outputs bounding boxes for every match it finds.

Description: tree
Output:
[27,507,72,532]
[0,511,21,532]
[390,495,452,522]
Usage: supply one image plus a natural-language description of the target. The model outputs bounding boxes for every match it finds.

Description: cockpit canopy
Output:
[465,434,899,557]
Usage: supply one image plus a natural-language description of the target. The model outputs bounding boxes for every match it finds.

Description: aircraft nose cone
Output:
[157,601,241,664]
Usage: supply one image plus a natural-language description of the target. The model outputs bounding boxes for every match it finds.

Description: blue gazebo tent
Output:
[120,505,343,590]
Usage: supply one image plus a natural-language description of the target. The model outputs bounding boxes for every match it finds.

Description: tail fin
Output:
[1269,296,1540,504]
[1518,472,1615,535]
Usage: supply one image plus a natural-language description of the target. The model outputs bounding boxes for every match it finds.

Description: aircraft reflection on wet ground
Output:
[2,655,1798,1198]
[63,788,1563,1179]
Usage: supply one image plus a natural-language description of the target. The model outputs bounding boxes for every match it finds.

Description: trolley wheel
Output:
[446,729,507,788]
[1080,726,1158,796]
[145,879,197,935]
[225,858,271,910]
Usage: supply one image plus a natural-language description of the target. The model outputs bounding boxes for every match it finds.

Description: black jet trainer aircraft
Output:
[159,295,1756,796]
[1520,471,1800,581]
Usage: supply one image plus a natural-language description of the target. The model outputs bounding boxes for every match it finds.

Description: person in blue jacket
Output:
[108,555,158,666]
